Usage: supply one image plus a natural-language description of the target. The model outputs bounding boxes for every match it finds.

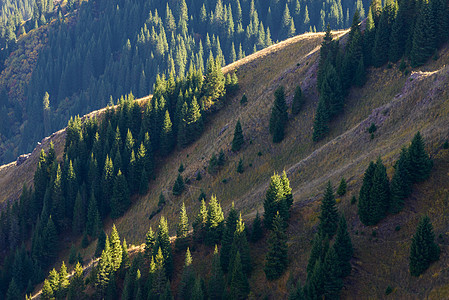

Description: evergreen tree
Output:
[369,157,391,224]
[264,173,289,229]
[264,213,288,280]
[236,158,244,173]
[95,239,112,297]
[250,211,263,242]
[312,98,329,142]
[281,170,293,209]
[229,251,249,299]
[205,195,225,245]
[109,224,123,272]
[110,170,130,219]
[333,215,353,278]
[72,191,85,235]
[221,203,239,272]
[409,216,440,276]
[160,110,174,155]
[155,217,173,278]
[145,227,156,260]
[318,182,339,238]
[176,202,190,250]
[209,246,225,299]
[410,0,437,67]
[191,276,204,300]
[408,132,432,183]
[86,191,101,237]
[232,120,244,152]
[291,85,304,115]
[230,214,252,276]
[95,230,107,258]
[57,261,69,298]
[269,86,288,143]
[178,248,195,300]
[193,199,208,243]
[6,278,20,300]
[68,262,85,300]
[321,247,343,299]
[41,279,54,300]
[151,248,167,297]
[337,178,347,196]
[173,174,185,196]
[390,147,412,214]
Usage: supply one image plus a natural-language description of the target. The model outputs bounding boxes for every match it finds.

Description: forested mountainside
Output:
[0,0,449,298]
[0,0,370,164]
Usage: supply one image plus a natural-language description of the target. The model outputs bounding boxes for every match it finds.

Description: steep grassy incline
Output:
[3,29,449,299]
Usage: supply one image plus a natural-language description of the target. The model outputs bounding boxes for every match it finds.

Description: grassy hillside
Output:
[3,29,449,298]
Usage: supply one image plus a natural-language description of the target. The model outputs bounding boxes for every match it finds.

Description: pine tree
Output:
[72,191,85,235]
[68,262,85,300]
[221,203,238,272]
[236,158,244,173]
[230,251,250,299]
[151,248,167,297]
[193,199,208,243]
[206,195,225,245]
[291,85,304,115]
[269,86,288,143]
[176,202,190,250]
[109,224,123,272]
[410,0,436,67]
[209,245,225,299]
[230,214,252,276]
[409,216,440,276]
[178,248,195,300]
[358,162,376,225]
[390,147,412,214]
[408,132,432,183]
[388,1,408,62]
[6,278,20,300]
[95,239,112,297]
[250,211,263,242]
[322,247,343,299]
[370,157,391,224]
[333,215,353,278]
[145,227,156,260]
[173,174,185,196]
[319,182,339,238]
[337,178,347,196]
[232,120,244,152]
[264,213,288,280]
[110,170,130,219]
[264,173,289,229]
[155,217,173,278]
[57,261,69,298]
[41,279,54,300]
[86,191,101,237]
[95,230,106,258]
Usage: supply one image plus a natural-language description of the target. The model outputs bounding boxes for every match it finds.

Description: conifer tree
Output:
[173,174,185,196]
[230,251,250,299]
[321,247,343,299]
[155,217,173,278]
[139,168,149,195]
[209,245,225,299]
[95,239,112,297]
[230,214,252,276]
[57,261,69,298]
[193,199,208,243]
[370,157,391,223]
[291,85,304,115]
[264,213,288,280]
[145,226,156,260]
[178,248,195,300]
[337,178,347,196]
[191,276,204,300]
[410,0,436,67]
[390,147,412,214]
[264,173,289,229]
[250,211,263,242]
[363,8,376,66]
[319,182,339,238]
[110,170,130,219]
[358,162,376,225]
[232,120,244,152]
[236,158,244,173]
[269,86,288,143]
[206,195,225,245]
[151,247,167,297]
[68,262,85,300]
[86,191,101,237]
[95,230,106,258]
[409,216,440,276]
[281,170,293,209]
[176,202,190,250]
[6,278,20,300]
[72,191,85,235]
[109,224,123,272]
[408,132,432,183]
[221,203,239,272]
[42,279,54,300]
[333,215,353,278]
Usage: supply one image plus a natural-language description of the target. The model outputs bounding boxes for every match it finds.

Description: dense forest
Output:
[0,0,371,163]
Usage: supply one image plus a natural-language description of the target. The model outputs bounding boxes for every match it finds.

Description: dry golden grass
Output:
[4,30,449,299]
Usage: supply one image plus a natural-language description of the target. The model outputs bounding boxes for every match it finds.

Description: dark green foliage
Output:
[236,158,244,174]
[333,216,353,278]
[208,153,219,174]
[240,94,248,105]
[205,195,225,246]
[269,86,289,143]
[196,172,203,181]
[86,192,101,238]
[264,213,288,280]
[178,163,185,173]
[390,148,412,214]
[69,244,77,265]
[95,230,107,258]
[155,217,173,278]
[209,246,225,299]
[385,285,393,295]
[289,279,305,300]
[312,98,329,142]
[319,182,339,238]
[173,174,185,196]
[292,85,304,115]
[229,251,249,299]
[263,173,289,229]
[337,178,347,196]
[408,132,432,183]
[6,278,20,300]
[230,215,252,276]
[351,195,357,205]
[68,263,85,300]
[218,150,226,166]
[251,211,263,242]
[368,123,377,133]
[410,1,437,67]
[178,249,195,300]
[145,227,156,260]
[110,170,130,219]
[232,120,244,152]
[221,203,239,272]
[158,192,166,207]
[82,231,89,249]
[443,141,449,149]
[193,200,208,243]
[409,216,440,276]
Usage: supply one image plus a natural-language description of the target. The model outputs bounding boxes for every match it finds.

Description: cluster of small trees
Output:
[0,66,236,298]
[358,132,433,225]
[292,182,353,299]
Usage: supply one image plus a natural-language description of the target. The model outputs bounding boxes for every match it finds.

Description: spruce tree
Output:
[281,170,293,209]
[151,248,167,297]
[264,213,288,280]
[408,132,432,183]
[205,195,225,245]
[145,226,156,260]
[333,215,353,278]
[291,85,304,115]
[409,216,440,276]
[312,98,329,142]
[176,202,190,250]
[42,279,54,300]
[109,224,123,272]
[209,245,225,299]
[95,230,106,258]
[337,178,347,196]
[160,110,174,154]
[230,214,252,276]
[173,174,185,196]
[178,248,195,300]
[155,217,173,278]
[250,211,263,242]
[269,86,288,143]
[390,148,412,214]
[221,203,239,272]
[110,170,130,219]
[86,191,101,237]
[370,157,391,224]
[322,247,343,299]
[191,276,204,300]
[358,162,376,225]
[72,191,85,235]
[263,173,288,229]
[410,0,437,67]
[229,251,250,299]
[6,278,20,300]
[232,120,244,152]
[68,262,85,300]
[193,199,208,243]
[318,182,339,238]
[58,261,69,298]
[236,158,244,173]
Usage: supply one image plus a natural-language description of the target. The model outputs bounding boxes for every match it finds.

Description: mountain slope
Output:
[2,29,449,298]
